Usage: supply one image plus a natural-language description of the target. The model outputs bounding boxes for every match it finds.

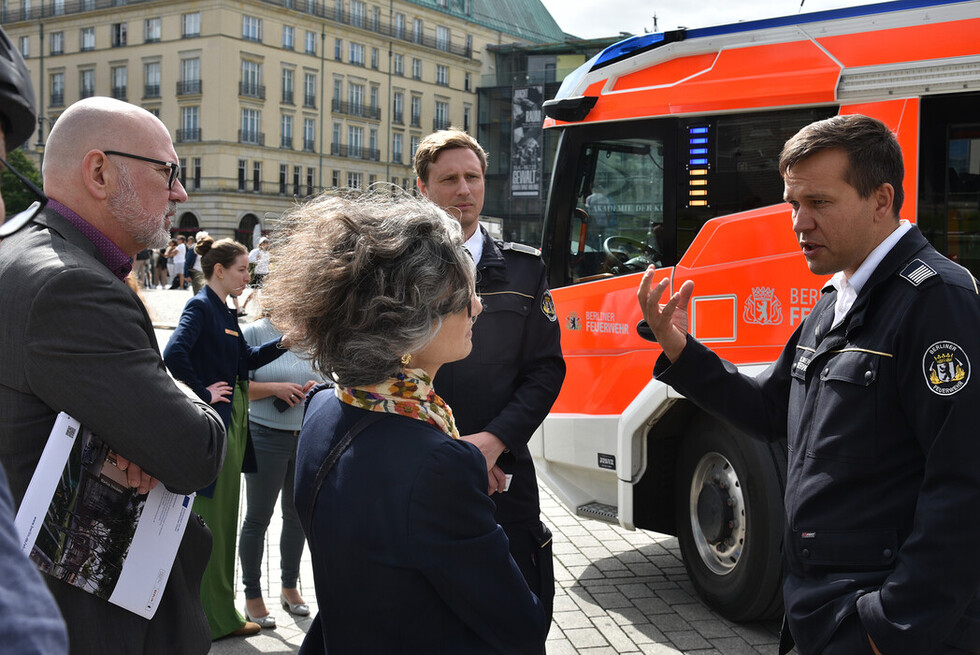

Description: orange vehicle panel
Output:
[613,53,719,90]
[820,17,980,69]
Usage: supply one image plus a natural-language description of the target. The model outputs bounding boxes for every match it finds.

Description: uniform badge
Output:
[541,290,557,322]
[923,341,970,396]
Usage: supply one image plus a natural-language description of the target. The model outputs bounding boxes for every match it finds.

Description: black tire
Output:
[675,414,785,621]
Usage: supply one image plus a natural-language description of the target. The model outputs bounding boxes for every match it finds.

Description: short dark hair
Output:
[779,114,904,216]
[414,129,487,185]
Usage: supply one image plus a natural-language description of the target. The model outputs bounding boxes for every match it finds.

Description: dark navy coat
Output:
[656,227,980,654]
[295,393,549,655]
[434,227,566,525]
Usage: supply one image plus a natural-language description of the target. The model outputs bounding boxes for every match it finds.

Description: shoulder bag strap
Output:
[304,412,383,533]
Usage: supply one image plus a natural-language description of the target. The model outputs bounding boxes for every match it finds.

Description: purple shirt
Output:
[48,199,133,281]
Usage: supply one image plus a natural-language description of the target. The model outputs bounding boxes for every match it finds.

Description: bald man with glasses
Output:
[0,96,226,655]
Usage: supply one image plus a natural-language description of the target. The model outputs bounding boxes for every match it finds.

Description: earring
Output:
[400,353,412,367]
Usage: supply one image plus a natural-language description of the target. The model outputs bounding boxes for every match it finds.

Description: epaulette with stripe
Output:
[899,258,937,287]
[500,242,541,257]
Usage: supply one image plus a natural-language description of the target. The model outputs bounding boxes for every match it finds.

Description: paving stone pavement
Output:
[144,287,782,654]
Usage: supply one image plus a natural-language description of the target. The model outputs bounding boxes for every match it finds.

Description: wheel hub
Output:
[696,481,734,544]
[688,452,746,575]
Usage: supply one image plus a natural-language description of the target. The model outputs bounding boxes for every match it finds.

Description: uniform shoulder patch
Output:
[923,341,970,396]
[541,290,557,322]
[900,259,937,287]
[501,241,541,257]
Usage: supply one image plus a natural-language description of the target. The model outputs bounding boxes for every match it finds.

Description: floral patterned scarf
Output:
[334,368,460,439]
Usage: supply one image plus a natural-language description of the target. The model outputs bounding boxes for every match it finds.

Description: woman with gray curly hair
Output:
[263,191,549,655]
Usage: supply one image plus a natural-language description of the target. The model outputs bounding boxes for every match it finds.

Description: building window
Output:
[145,17,161,42]
[463,105,471,133]
[394,13,404,39]
[464,72,471,92]
[253,161,261,192]
[241,108,262,145]
[178,58,201,95]
[238,159,247,191]
[111,65,127,100]
[436,26,449,51]
[293,165,301,195]
[334,0,343,21]
[305,30,316,54]
[50,32,64,55]
[282,25,294,50]
[393,53,403,76]
[348,125,363,158]
[333,78,342,102]
[436,64,448,87]
[279,164,288,195]
[349,43,363,66]
[371,47,378,70]
[281,68,294,104]
[50,72,64,107]
[303,72,316,108]
[392,132,403,164]
[240,60,263,99]
[348,82,363,111]
[332,122,341,153]
[334,38,342,61]
[410,135,420,159]
[465,34,472,55]
[80,69,95,98]
[182,12,201,38]
[144,61,161,98]
[18,36,29,58]
[369,128,377,160]
[371,6,380,32]
[412,18,422,44]
[243,15,262,42]
[331,169,340,187]
[392,92,403,124]
[347,172,363,189]
[434,100,449,131]
[411,57,421,80]
[350,0,364,28]
[180,105,200,142]
[80,27,95,51]
[303,118,315,152]
[281,114,293,148]
[369,85,379,112]
[53,0,64,15]
[308,167,315,195]
[410,95,421,127]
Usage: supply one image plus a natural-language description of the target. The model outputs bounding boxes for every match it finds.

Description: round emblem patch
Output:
[541,290,557,322]
[923,341,970,396]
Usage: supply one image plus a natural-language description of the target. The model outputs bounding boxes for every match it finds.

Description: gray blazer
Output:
[0,207,226,655]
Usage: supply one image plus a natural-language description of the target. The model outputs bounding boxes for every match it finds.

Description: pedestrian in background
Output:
[239,308,320,628]
[163,235,288,640]
[189,230,207,294]
[241,236,270,315]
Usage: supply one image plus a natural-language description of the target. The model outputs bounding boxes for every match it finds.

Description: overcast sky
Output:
[538,0,878,40]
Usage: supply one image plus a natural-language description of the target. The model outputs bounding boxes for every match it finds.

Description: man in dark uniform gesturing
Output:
[415,130,566,629]
[640,114,980,655]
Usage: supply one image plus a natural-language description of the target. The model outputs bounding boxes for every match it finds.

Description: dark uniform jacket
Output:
[295,394,550,654]
[655,227,980,655]
[434,226,566,524]
[0,207,226,655]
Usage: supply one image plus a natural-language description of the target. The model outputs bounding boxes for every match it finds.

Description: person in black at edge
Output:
[0,24,71,654]
[639,114,980,655]
[415,129,566,637]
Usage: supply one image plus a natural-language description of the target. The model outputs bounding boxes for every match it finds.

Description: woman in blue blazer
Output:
[263,192,550,655]
[164,236,286,640]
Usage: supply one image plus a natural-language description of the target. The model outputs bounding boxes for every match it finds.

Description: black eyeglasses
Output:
[103,150,181,190]
[0,154,48,238]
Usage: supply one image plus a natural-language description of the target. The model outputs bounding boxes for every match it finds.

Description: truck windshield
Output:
[571,138,665,282]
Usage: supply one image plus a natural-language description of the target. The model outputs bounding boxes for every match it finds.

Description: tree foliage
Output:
[1,148,42,215]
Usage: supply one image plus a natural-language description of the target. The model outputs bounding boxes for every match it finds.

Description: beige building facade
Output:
[2,0,564,244]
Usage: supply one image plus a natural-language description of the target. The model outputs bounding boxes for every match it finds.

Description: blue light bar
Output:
[689,158,709,165]
[689,148,708,155]
[594,33,665,69]
[689,137,708,145]
[689,127,709,135]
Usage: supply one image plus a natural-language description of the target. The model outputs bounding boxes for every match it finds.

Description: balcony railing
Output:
[176,80,202,95]
[433,117,451,131]
[238,130,265,145]
[303,95,316,109]
[111,85,127,101]
[143,84,160,99]
[330,144,380,160]
[330,99,381,120]
[281,136,293,149]
[176,128,201,142]
[282,90,294,105]
[239,82,266,100]
[303,139,315,152]
[392,111,403,125]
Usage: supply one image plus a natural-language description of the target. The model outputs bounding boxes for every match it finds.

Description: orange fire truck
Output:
[532,0,980,621]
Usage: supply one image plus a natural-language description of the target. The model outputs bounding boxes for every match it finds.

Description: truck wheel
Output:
[675,417,785,621]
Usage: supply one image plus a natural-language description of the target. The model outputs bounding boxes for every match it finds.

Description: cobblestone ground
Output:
[143,288,781,655]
